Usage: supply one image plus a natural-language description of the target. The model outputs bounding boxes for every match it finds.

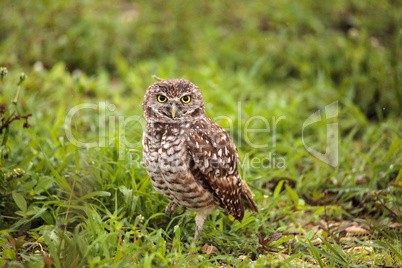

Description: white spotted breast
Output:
[143,122,216,211]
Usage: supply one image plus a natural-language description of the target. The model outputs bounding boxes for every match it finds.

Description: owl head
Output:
[142,79,205,123]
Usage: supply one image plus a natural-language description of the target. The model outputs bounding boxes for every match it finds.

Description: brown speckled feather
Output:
[185,116,251,221]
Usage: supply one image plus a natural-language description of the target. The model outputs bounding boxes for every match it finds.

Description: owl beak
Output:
[171,103,177,118]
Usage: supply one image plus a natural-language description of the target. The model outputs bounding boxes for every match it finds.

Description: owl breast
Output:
[143,122,216,212]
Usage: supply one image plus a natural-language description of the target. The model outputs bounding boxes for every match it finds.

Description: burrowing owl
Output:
[142,79,259,245]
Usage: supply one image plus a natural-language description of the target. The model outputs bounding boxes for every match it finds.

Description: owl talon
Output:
[178,207,187,215]
[165,202,178,217]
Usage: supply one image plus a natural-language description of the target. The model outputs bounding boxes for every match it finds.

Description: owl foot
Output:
[164,202,178,217]
[178,207,187,215]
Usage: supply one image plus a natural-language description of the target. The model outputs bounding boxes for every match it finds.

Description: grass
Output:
[0,0,401,267]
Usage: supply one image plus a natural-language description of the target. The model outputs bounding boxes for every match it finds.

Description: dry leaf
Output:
[202,243,219,255]
[351,246,373,253]
[389,222,401,228]
[345,226,368,233]
[277,253,290,261]
[42,252,54,268]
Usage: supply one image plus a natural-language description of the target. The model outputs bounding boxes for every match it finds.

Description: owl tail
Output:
[241,182,259,214]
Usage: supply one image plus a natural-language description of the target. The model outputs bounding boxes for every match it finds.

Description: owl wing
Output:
[185,117,245,221]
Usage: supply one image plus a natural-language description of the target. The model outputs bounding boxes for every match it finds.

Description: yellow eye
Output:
[181,95,191,103]
[157,95,167,102]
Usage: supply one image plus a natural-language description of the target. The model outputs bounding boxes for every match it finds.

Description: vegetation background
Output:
[0,0,401,267]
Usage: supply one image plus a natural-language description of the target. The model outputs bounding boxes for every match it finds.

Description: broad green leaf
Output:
[306,229,314,240]
[41,150,71,191]
[12,192,27,212]
[34,177,54,194]
[387,139,401,161]
[80,191,112,200]
[285,183,299,206]
[273,180,285,198]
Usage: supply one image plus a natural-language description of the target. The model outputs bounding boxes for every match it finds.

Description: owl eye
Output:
[157,95,167,102]
[181,95,191,103]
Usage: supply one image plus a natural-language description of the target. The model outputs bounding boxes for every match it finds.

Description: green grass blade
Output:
[308,240,324,268]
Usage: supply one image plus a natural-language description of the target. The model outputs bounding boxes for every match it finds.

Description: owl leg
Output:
[193,212,207,243]
[164,201,178,217]
[187,212,208,256]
